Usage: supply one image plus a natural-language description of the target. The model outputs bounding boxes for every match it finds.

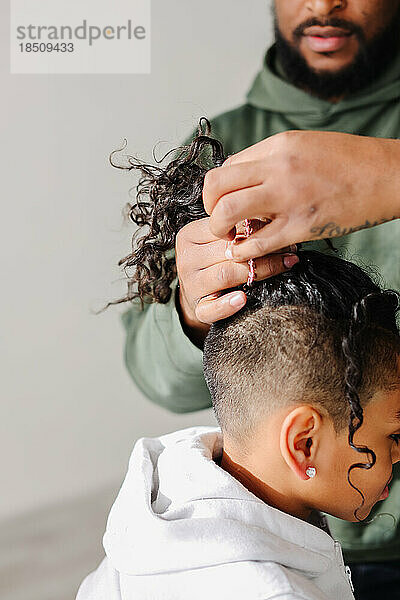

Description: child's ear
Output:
[279,406,322,481]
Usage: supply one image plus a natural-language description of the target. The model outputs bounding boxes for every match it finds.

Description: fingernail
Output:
[283,254,299,269]
[225,247,234,260]
[228,293,246,308]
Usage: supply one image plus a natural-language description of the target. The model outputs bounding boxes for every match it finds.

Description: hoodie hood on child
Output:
[77,426,355,600]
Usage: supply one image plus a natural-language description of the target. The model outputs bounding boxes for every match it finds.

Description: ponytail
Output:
[108,118,224,306]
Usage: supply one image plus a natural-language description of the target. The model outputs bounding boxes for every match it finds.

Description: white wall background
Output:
[0,0,274,520]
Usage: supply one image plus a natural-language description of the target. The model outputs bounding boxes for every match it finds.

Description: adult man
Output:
[121,1,400,597]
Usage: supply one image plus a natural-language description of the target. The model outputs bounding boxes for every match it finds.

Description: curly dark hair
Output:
[111,118,400,520]
[109,117,224,305]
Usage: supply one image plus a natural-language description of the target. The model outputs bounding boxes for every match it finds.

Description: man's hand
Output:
[203,131,400,262]
[175,217,299,347]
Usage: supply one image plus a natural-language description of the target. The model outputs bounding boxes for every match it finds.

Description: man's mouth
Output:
[302,26,353,54]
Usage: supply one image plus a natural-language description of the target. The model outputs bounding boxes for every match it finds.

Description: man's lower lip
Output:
[304,35,351,53]
[379,485,389,500]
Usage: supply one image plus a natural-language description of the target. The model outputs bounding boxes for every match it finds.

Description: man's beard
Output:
[274,10,400,101]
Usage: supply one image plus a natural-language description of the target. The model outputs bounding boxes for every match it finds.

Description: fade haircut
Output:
[203,251,400,452]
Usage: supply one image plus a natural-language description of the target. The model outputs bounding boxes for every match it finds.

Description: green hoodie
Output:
[122,45,400,562]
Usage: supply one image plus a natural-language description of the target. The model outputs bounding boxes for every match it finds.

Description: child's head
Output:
[111,119,400,522]
[203,250,400,522]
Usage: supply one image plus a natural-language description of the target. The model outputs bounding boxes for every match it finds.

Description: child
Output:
[77,123,400,600]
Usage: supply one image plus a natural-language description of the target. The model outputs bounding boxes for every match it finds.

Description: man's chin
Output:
[275,39,372,100]
[299,39,359,75]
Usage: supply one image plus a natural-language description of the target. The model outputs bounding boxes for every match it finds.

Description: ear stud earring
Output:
[306,466,316,479]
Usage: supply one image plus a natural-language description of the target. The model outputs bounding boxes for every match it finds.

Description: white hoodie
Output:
[77,426,355,600]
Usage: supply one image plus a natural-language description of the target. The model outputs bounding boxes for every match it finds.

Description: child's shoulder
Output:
[116,560,332,600]
[212,560,331,600]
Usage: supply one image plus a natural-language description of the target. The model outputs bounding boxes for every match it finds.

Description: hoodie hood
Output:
[102,426,354,599]
[246,45,400,129]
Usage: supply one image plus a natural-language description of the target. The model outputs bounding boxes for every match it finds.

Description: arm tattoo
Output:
[310,215,400,239]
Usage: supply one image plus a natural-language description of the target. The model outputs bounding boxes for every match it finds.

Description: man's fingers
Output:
[272,244,298,254]
[190,237,295,272]
[196,252,298,296]
[177,218,296,277]
[208,185,276,240]
[177,216,246,245]
[194,251,299,324]
[222,139,272,168]
[203,162,265,215]
[195,291,247,325]
[227,220,298,261]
